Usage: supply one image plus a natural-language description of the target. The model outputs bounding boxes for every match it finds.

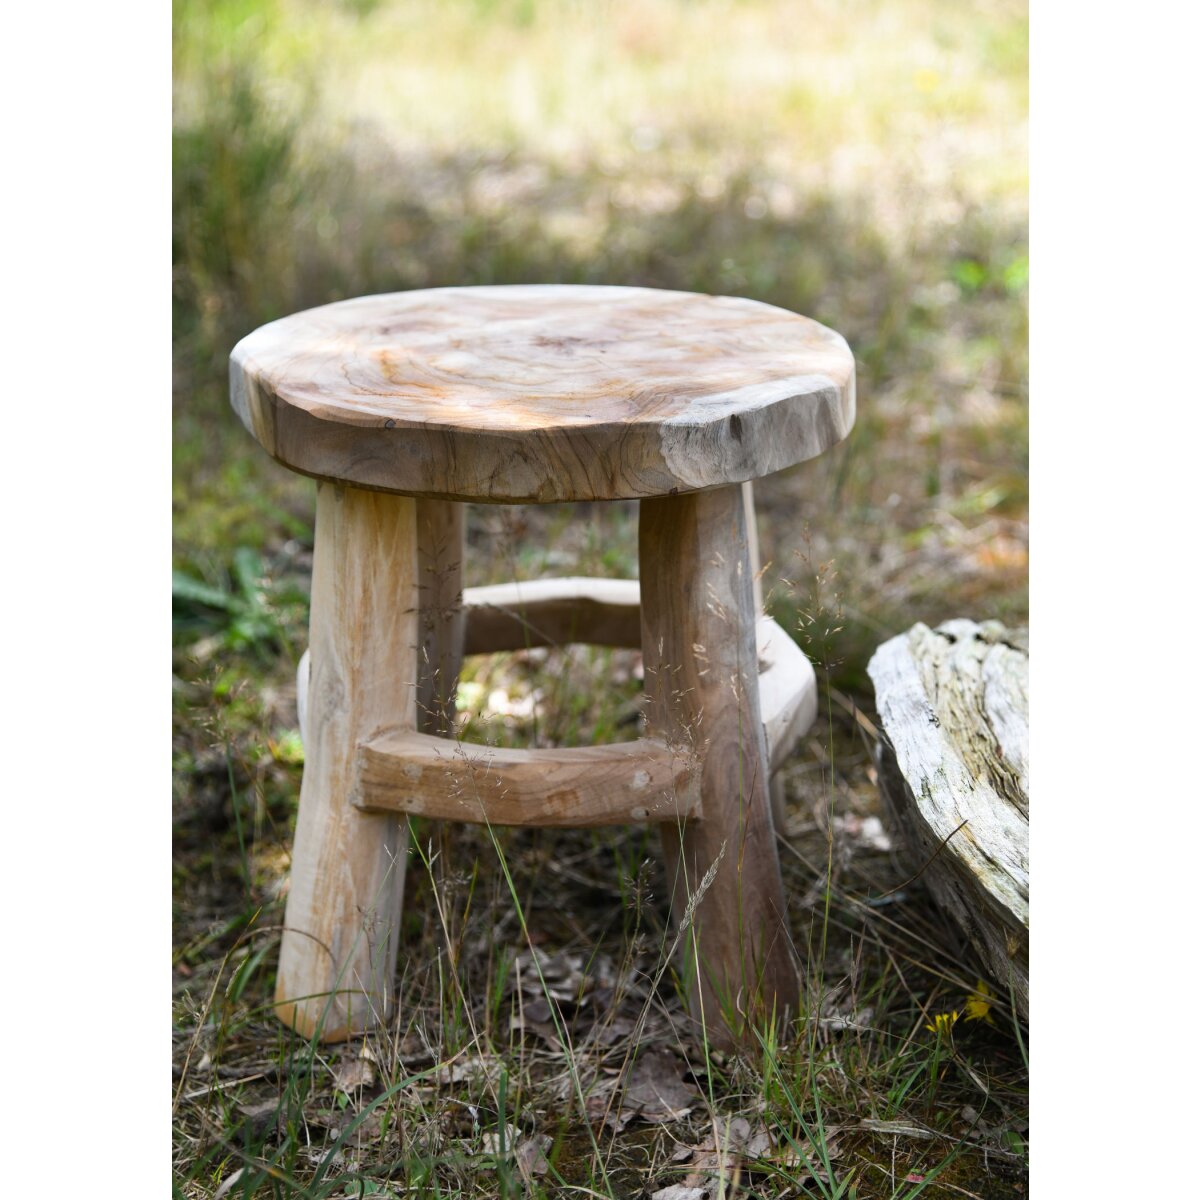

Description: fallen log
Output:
[867,619,1028,1018]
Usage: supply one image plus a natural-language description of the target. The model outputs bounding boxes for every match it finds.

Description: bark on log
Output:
[867,619,1028,1018]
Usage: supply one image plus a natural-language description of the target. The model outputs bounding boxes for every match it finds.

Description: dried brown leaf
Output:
[435,1054,501,1085]
[314,1107,387,1148]
[334,1055,376,1093]
[585,1084,634,1132]
[589,1014,637,1046]
[481,1123,522,1155]
[509,1012,561,1047]
[515,1133,552,1178]
[624,1048,699,1123]
[235,1099,280,1138]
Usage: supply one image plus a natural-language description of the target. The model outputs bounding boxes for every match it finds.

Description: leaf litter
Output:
[651,1113,846,1197]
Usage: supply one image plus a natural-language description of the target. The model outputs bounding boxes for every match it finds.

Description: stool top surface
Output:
[231,285,854,503]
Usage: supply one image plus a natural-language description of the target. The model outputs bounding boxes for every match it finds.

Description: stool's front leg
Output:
[640,485,801,1048]
[275,483,419,1040]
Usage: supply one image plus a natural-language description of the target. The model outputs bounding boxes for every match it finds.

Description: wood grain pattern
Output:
[757,616,819,774]
[416,499,465,736]
[742,482,765,616]
[462,576,642,653]
[742,479,785,827]
[459,576,817,772]
[867,620,1028,1017]
[230,285,855,503]
[275,484,417,1041]
[297,648,311,746]
[354,731,699,826]
[640,486,801,1047]
[298,578,818,782]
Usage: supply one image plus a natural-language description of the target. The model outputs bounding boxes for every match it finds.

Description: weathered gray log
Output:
[867,619,1028,1018]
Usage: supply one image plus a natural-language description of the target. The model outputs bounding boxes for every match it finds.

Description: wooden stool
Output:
[230,285,855,1048]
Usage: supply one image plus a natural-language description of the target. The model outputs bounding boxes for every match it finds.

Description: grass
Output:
[173,1,1028,1195]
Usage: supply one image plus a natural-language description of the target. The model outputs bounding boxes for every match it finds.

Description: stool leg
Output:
[742,481,765,616]
[275,483,419,1040]
[416,500,466,736]
[640,485,801,1048]
[742,482,790,832]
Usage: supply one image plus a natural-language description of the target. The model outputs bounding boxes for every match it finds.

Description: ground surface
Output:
[173,2,1028,1195]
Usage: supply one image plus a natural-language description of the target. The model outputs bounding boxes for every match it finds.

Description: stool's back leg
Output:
[275,484,418,1041]
[416,500,466,736]
[742,481,789,830]
[742,481,764,616]
[640,486,801,1049]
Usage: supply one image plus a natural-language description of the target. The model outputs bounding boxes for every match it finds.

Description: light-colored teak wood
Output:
[297,504,466,743]
[742,481,764,616]
[867,619,1028,1018]
[354,732,699,826]
[639,485,801,1047]
[298,576,818,787]
[757,616,819,775]
[234,285,851,1050]
[230,285,855,503]
[460,576,816,769]
[296,648,311,745]
[288,560,816,1045]
[275,484,418,1041]
[416,500,465,736]
[742,478,789,829]
[462,576,642,653]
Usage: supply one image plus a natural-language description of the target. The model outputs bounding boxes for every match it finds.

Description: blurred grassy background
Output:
[173,0,1027,691]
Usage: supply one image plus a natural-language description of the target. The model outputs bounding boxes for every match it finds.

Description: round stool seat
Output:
[231,284,855,503]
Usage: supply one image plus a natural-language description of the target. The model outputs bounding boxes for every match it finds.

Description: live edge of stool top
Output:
[230,284,855,505]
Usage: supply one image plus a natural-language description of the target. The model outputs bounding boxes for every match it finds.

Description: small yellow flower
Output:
[925,1010,959,1039]
[964,980,996,1025]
